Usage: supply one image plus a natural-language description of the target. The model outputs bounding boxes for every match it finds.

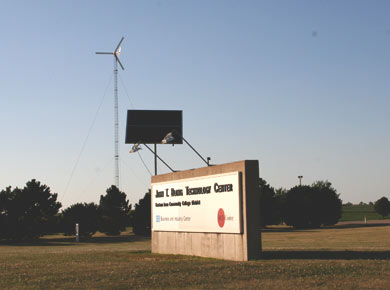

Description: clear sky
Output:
[0,0,389,208]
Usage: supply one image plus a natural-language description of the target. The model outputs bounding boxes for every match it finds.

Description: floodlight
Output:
[130,143,142,153]
[162,132,175,144]
[298,175,303,186]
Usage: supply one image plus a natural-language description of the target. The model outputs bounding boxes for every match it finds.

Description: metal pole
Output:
[114,58,120,188]
[168,130,210,167]
[144,144,175,173]
[298,175,303,186]
[75,223,79,242]
[154,144,157,175]
[182,137,210,166]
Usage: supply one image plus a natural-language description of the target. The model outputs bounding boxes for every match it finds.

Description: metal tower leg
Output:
[114,58,119,188]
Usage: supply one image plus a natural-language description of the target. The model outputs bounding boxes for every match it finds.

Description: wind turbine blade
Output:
[96,52,114,54]
[116,56,125,70]
[115,37,124,53]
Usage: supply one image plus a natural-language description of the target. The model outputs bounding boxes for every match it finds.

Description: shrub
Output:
[283,181,342,228]
[374,197,390,218]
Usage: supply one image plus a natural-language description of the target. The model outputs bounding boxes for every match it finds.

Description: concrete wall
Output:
[151,160,261,261]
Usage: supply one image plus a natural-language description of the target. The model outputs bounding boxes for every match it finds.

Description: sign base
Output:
[151,160,261,261]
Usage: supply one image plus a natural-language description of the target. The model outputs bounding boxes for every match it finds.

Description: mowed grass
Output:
[340,204,383,222]
[1,226,390,289]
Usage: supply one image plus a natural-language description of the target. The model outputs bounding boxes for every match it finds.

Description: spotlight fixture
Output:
[130,143,142,153]
[161,132,175,144]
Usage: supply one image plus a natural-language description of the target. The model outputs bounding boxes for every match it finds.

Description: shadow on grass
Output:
[0,234,150,247]
[262,223,390,233]
[128,250,151,255]
[261,250,390,260]
[262,228,316,233]
[330,223,390,230]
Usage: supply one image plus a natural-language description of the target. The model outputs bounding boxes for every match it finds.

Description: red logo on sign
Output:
[217,208,225,228]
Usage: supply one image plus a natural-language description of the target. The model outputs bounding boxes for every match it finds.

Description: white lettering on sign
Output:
[152,171,242,233]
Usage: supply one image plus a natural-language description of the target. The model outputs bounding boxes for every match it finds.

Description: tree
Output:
[283,180,342,228]
[0,180,62,240]
[133,191,151,236]
[98,186,131,235]
[258,178,283,226]
[311,180,342,226]
[274,187,287,222]
[61,203,99,237]
[283,185,314,228]
[374,197,390,218]
[0,186,13,239]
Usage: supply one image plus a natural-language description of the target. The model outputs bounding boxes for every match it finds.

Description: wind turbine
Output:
[96,37,125,188]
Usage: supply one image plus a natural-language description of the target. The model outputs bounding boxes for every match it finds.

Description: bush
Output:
[283,181,342,228]
[311,181,342,226]
[61,203,99,237]
[374,197,390,218]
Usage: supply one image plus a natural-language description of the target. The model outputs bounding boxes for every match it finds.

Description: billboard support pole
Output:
[154,144,157,175]
[143,144,175,173]
[167,129,210,166]
[182,137,210,166]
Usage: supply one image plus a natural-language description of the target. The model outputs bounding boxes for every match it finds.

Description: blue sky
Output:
[0,0,389,208]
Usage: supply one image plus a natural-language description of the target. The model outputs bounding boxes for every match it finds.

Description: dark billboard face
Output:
[125,110,183,144]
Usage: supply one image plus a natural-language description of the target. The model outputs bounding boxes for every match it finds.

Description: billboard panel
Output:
[152,172,242,233]
[125,110,183,144]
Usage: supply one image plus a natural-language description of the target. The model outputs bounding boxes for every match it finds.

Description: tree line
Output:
[259,179,342,228]
[0,179,149,240]
[259,178,390,227]
[1,178,388,240]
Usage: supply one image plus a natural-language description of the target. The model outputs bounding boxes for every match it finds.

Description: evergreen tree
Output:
[0,180,61,240]
[259,178,283,226]
[98,186,131,235]
[133,191,151,236]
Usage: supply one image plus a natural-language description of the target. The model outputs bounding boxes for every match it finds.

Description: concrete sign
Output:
[152,171,242,233]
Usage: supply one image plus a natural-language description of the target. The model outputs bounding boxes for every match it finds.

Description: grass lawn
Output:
[1,226,390,289]
[340,204,383,222]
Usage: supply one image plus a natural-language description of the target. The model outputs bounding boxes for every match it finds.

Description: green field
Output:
[1,225,390,289]
[340,204,383,222]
